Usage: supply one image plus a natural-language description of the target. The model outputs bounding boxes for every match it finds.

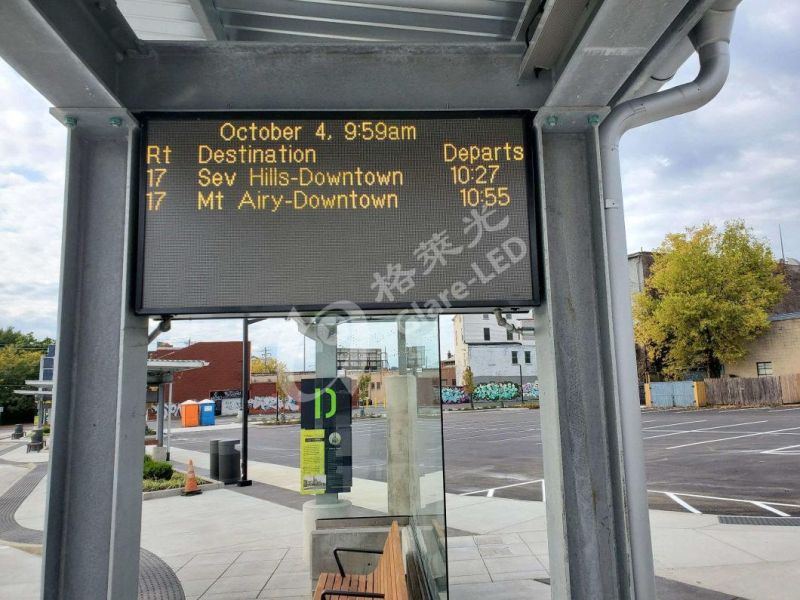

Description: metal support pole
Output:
[156,384,165,447]
[533,111,639,599]
[397,318,407,375]
[43,115,147,600]
[166,383,173,461]
[315,316,338,505]
[238,319,252,486]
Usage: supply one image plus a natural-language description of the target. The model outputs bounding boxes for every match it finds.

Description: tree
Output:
[463,366,475,409]
[0,327,53,423]
[357,373,372,406]
[633,221,787,379]
[251,355,290,404]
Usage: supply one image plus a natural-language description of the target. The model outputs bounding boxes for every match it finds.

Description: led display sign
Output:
[136,114,538,315]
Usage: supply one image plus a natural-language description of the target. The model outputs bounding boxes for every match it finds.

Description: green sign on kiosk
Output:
[300,378,352,494]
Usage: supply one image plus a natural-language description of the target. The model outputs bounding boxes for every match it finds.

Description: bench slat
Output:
[313,521,406,600]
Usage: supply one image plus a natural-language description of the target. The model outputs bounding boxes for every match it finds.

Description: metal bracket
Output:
[535,107,611,132]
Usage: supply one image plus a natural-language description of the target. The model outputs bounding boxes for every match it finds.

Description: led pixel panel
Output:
[136,114,539,315]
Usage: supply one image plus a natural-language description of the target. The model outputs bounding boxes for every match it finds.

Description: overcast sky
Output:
[0,1,797,370]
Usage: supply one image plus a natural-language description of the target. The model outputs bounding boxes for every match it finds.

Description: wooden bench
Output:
[313,521,408,600]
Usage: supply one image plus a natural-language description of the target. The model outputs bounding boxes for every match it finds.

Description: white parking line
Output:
[664,492,702,514]
[642,419,707,430]
[649,489,800,510]
[666,426,800,450]
[751,501,790,517]
[761,444,800,455]
[643,420,769,440]
[459,479,542,496]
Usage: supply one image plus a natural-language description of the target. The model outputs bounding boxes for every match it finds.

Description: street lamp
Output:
[517,363,524,401]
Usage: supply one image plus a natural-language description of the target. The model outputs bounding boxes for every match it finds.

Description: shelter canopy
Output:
[0,0,714,114]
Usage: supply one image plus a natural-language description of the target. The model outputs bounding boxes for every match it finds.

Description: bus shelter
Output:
[0,1,741,598]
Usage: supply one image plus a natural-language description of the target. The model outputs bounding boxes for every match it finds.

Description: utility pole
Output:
[238,319,252,487]
[779,224,786,263]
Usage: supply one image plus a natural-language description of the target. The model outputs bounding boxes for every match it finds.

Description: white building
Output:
[453,313,537,386]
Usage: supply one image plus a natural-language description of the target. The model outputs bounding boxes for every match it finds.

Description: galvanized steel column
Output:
[43,114,147,600]
[532,110,644,600]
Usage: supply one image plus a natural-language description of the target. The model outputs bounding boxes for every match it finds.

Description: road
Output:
[169,406,800,517]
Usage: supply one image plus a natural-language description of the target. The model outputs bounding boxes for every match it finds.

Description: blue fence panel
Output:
[672,382,696,407]
[650,381,695,407]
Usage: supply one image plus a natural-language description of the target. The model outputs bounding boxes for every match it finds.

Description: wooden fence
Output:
[704,373,800,406]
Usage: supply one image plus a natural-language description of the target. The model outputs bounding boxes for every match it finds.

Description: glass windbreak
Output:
[330,316,448,599]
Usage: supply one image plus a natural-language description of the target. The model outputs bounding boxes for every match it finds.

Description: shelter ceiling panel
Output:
[117,0,206,40]
[117,0,528,42]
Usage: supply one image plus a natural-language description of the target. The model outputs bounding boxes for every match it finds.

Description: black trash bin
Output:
[218,439,241,484]
[209,440,220,480]
[12,424,23,439]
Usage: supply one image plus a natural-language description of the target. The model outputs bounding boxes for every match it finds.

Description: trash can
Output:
[218,439,241,484]
[180,400,200,427]
[199,399,215,426]
[12,424,23,439]
[209,440,220,480]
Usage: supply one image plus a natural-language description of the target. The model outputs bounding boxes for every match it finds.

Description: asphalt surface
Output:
[169,406,800,517]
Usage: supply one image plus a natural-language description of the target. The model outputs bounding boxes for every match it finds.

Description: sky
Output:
[0,1,797,371]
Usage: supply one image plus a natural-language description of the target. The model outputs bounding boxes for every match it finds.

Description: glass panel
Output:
[334,316,447,599]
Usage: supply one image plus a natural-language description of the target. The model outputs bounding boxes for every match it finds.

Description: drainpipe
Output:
[598,1,740,598]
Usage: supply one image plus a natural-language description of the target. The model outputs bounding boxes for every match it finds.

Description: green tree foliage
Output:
[463,366,475,409]
[357,373,372,406]
[0,327,53,423]
[251,355,290,399]
[633,222,787,379]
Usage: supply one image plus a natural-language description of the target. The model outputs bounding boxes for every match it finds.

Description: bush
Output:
[142,472,209,492]
[143,456,173,480]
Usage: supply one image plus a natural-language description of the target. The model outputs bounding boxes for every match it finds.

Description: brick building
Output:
[149,341,245,403]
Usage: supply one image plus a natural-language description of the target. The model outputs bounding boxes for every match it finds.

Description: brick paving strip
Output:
[0,443,185,600]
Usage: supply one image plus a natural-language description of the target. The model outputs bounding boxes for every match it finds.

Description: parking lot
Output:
[170,406,800,517]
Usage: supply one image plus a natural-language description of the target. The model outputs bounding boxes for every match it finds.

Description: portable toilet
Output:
[180,400,200,427]
[199,399,216,426]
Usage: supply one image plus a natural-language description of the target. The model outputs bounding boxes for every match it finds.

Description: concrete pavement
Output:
[3,438,800,599]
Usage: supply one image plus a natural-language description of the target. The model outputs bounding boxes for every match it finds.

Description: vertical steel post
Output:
[533,111,642,599]
[166,383,173,461]
[315,316,338,506]
[156,384,165,447]
[43,115,147,600]
[239,319,251,486]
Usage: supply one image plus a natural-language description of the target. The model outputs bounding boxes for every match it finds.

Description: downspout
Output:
[598,1,740,598]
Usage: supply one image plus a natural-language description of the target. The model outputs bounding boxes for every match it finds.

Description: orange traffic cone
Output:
[181,459,202,496]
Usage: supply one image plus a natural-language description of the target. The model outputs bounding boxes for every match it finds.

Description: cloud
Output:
[155,314,454,372]
[0,1,796,358]
[0,59,66,339]
[621,0,800,260]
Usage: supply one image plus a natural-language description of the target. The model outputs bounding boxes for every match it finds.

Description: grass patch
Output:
[142,471,209,492]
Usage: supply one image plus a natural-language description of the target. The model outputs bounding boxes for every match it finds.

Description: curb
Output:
[142,481,223,501]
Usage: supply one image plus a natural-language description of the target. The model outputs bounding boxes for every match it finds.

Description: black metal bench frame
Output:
[320,547,386,599]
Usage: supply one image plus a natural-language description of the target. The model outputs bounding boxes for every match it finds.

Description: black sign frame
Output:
[134,111,541,317]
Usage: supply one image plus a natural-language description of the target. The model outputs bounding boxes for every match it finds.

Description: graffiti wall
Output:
[248,396,299,415]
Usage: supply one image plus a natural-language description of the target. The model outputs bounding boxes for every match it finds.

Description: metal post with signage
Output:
[299,378,353,495]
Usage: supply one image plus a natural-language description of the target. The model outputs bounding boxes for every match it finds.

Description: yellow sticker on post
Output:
[300,428,326,495]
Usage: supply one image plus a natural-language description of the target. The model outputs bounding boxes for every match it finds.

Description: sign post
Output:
[300,378,352,495]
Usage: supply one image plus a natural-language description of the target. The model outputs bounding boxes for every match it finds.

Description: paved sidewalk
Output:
[167,446,800,600]
[3,440,800,599]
